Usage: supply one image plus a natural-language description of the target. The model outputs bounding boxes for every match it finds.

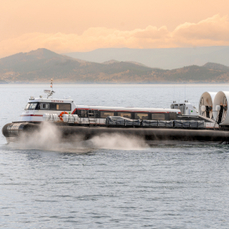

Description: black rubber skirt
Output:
[2,122,229,143]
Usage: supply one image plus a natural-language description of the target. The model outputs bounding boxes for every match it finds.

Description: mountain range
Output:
[1,48,229,83]
[64,46,229,69]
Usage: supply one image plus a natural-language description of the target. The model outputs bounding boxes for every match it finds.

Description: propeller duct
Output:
[199,92,216,119]
[213,91,229,125]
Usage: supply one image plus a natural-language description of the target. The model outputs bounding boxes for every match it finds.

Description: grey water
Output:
[1,84,229,228]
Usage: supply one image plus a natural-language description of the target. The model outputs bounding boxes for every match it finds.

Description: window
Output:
[88,110,99,118]
[28,102,71,111]
[134,113,148,120]
[56,103,71,111]
[79,110,88,118]
[169,113,176,120]
[50,103,56,110]
[25,103,30,110]
[179,104,185,114]
[151,113,165,120]
[173,104,185,114]
[39,103,50,110]
[100,111,114,118]
[117,112,132,118]
[25,103,38,110]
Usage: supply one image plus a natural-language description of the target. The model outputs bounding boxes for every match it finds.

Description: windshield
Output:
[25,103,38,110]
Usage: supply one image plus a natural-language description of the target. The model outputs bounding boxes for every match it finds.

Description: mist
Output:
[7,122,149,152]
[88,133,148,150]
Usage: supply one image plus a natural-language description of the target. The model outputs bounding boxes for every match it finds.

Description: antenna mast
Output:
[44,78,55,98]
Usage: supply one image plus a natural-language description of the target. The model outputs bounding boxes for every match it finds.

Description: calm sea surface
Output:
[1,84,229,228]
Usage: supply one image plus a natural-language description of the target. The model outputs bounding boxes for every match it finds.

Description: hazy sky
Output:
[1,0,229,58]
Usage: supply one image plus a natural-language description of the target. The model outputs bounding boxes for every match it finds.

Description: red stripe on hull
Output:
[20,114,43,117]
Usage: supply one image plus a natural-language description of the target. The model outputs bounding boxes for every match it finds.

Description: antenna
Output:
[184,84,186,101]
[44,78,55,98]
[50,78,53,91]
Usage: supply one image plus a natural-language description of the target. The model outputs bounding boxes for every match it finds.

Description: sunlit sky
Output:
[1,0,229,58]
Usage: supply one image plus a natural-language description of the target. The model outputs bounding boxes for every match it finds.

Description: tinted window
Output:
[25,103,30,110]
[30,102,71,111]
[78,110,88,118]
[169,113,177,120]
[88,110,99,118]
[50,103,56,110]
[151,113,165,120]
[100,111,114,118]
[134,113,148,120]
[117,112,132,118]
[39,103,50,110]
[25,103,38,110]
[56,103,71,111]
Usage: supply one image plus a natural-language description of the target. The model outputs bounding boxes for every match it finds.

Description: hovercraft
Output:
[2,81,229,144]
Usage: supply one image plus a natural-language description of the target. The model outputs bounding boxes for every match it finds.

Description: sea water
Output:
[1,84,229,228]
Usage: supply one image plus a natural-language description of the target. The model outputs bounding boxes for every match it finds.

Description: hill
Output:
[64,46,229,69]
[1,48,229,83]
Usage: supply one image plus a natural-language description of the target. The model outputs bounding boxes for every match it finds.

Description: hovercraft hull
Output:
[2,122,229,144]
